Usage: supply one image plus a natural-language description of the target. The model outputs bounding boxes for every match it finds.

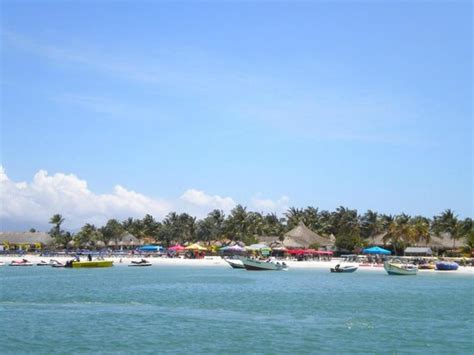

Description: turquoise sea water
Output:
[1,265,473,354]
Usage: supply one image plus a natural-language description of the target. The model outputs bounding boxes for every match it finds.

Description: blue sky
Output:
[1,1,472,230]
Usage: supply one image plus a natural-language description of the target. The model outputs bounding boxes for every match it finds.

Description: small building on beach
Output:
[0,231,53,250]
[404,247,433,256]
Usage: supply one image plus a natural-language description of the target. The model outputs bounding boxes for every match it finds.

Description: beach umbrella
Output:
[168,244,186,251]
[363,246,391,255]
[185,243,207,251]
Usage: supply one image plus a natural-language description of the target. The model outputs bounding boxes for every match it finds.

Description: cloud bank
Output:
[0,167,243,230]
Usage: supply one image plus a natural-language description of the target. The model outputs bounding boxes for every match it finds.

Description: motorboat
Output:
[64,259,113,268]
[37,260,50,266]
[384,261,418,275]
[418,263,435,270]
[241,257,288,271]
[224,257,245,269]
[10,259,34,266]
[128,259,152,267]
[435,261,459,271]
[0,261,5,266]
[330,264,358,273]
[50,259,65,268]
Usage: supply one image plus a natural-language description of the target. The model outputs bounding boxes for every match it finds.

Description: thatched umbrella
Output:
[283,222,334,249]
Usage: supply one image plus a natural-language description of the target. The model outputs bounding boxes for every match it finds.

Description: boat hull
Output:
[330,266,358,273]
[241,258,287,271]
[67,260,113,268]
[225,259,245,269]
[10,263,33,266]
[384,262,417,275]
[128,263,152,267]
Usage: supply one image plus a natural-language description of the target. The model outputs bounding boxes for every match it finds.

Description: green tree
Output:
[74,223,102,248]
[432,209,466,248]
[332,207,362,251]
[224,205,256,244]
[284,207,304,229]
[100,219,126,246]
[48,214,71,247]
[197,210,225,241]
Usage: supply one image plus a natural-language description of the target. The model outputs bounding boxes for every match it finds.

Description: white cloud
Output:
[180,189,236,212]
[251,194,290,213]
[0,167,171,229]
[0,167,244,230]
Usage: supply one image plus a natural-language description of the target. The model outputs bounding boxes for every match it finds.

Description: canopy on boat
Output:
[363,246,391,255]
[138,245,163,252]
[185,243,207,251]
[246,244,271,251]
[168,244,186,251]
[287,249,333,255]
[220,245,246,252]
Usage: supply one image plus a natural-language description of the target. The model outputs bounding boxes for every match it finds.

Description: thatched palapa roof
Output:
[0,232,53,245]
[370,232,468,249]
[283,222,334,248]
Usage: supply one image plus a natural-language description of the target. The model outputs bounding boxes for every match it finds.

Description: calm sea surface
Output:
[1,265,473,354]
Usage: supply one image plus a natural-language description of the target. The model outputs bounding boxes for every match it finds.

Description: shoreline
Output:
[1,254,473,275]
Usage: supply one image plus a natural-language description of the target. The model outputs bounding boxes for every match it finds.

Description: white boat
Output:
[330,264,358,273]
[37,260,50,266]
[50,259,65,267]
[10,259,33,266]
[0,261,5,266]
[384,261,418,275]
[241,257,288,271]
[128,259,152,267]
[224,258,245,269]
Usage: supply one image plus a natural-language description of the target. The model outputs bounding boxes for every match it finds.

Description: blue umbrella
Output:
[363,246,391,255]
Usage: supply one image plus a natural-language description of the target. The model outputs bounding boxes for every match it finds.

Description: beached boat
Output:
[64,260,113,268]
[37,260,51,266]
[224,258,245,269]
[0,261,5,266]
[241,257,288,271]
[128,259,152,267]
[384,261,418,275]
[330,264,358,273]
[10,259,33,266]
[418,263,436,270]
[435,261,459,271]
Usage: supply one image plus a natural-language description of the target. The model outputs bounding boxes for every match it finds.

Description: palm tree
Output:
[74,223,102,248]
[331,206,362,251]
[100,219,126,246]
[384,213,413,255]
[284,207,304,229]
[432,209,463,248]
[48,214,68,247]
[410,216,431,245]
[360,210,383,241]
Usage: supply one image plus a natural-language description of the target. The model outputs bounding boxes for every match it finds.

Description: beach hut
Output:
[282,222,334,249]
[404,247,433,256]
[0,232,53,250]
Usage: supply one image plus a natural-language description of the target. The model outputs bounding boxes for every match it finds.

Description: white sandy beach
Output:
[1,254,473,275]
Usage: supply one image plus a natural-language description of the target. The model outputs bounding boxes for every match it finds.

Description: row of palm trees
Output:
[48,207,473,253]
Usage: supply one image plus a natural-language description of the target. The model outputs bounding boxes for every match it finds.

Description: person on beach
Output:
[87,254,92,261]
